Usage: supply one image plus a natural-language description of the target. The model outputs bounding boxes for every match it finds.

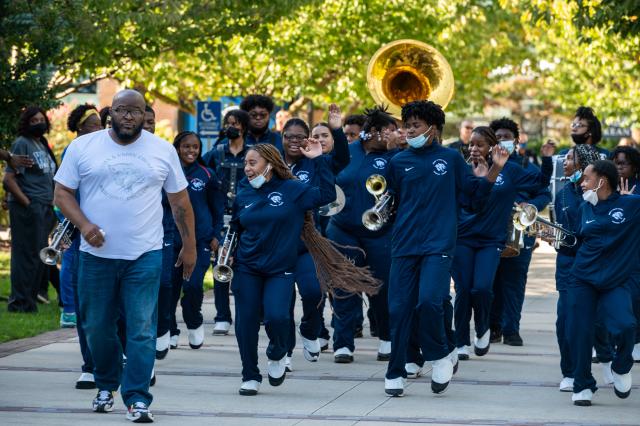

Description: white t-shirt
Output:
[54,129,187,260]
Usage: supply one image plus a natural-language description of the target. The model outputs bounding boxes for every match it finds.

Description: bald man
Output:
[447,119,474,161]
[54,89,196,422]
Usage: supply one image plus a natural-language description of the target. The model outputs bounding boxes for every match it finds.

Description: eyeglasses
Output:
[570,123,588,130]
[284,134,306,142]
[112,107,144,119]
[249,112,269,120]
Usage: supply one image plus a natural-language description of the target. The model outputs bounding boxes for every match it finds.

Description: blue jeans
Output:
[59,238,79,314]
[78,250,162,406]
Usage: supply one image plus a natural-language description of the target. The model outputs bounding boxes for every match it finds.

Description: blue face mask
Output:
[406,126,433,149]
[249,165,270,189]
[500,140,515,154]
[569,169,582,183]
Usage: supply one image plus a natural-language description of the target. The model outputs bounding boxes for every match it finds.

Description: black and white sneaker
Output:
[92,390,114,413]
[76,372,96,389]
[126,402,154,423]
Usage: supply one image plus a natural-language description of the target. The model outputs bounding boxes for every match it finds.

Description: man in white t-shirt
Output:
[54,90,196,423]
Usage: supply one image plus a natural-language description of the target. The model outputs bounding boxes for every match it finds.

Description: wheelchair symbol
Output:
[200,104,216,122]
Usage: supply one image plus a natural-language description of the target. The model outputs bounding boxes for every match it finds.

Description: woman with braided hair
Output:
[230,142,379,396]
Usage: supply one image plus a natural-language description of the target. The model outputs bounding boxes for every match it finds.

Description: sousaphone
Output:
[367,39,454,119]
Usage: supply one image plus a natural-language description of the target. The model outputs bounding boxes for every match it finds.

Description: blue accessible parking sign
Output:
[196,101,221,139]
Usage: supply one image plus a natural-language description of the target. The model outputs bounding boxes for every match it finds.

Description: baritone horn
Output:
[212,227,237,283]
[362,174,393,231]
[39,218,76,265]
[367,39,455,119]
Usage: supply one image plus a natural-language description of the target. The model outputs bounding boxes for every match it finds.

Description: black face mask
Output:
[571,133,590,145]
[28,123,47,138]
[225,126,241,140]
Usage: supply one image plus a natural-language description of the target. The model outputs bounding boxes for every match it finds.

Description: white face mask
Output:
[249,164,271,189]
[499,140,515,154]
[582,178,603,206]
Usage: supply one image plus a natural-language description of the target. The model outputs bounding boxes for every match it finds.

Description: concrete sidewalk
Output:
[0,244,638,425]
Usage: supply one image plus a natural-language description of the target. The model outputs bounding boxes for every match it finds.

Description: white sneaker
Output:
[75,372,95,389]
[170,334,179,349]
[299,328,320,362]
[267,357,287,386]
[319,337,329,352]
[601,361,614,385]
[612,370,632,399]
[156,331,170,360]
[572,389,593,406]
[474,330,490,356]
[239,380,260,396]
[334,347,354,363]
[213,321,231,336]
[431,356,453,394]
[377,340,391,361]
[405,363,423,379]
[457,346,470,361]
[559,377,574,392]
[187,325,204,349]
[384,377,406,397]
[633,343,640,362]
[284,356,292,372]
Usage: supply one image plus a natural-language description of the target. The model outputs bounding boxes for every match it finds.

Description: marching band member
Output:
[489,118,551,348]
[568,160,638,406]
[553,145,600,392]
[612,146,640,362]
[384,101,509,397]
[325,106,399,364]
[203,109,251,336]
[169,132,224,349]
[281,107,349,367]
[452,127,554,360]
[560,106,609,159]
[230,143,377,396]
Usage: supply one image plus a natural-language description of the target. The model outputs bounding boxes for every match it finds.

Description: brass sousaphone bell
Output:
[367,39,455,119]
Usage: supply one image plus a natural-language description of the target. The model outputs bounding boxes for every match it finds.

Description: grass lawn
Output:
[0,249,216,344]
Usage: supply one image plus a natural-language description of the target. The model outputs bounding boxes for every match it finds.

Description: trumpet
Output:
[362,174,393,231]
[212,226,237,283]
[515,203,577,249]
[39,219,76,265]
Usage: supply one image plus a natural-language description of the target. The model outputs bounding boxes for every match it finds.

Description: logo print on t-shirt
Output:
[190,178,205,191]
[608,208,625,224]
[432,159,448,176]
[99,153,151,200]
[267,192,284,207]
[373,158,387,170]
[296,170,310,183]
[495,174,505,186]
[33,151,55,175]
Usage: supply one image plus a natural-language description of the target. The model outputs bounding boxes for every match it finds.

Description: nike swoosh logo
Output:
[284,272,293,276]
[405,167,415,171]
[244,203,254,208]
[585,219,595,224]
[562,206,569,211]
[164,243,171,247]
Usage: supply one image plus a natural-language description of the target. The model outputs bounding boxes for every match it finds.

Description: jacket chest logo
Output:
[189,177,206,191]
[373,158,387,170]
[432,159,448,176]
[495,174,505,186]
[609,208,625,224]
[295,170,310,183]
[267,192,284,207]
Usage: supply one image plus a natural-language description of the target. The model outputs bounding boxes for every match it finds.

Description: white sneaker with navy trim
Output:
[126,401,154,423]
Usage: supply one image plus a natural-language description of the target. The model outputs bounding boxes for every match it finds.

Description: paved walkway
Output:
[0,244,638,425]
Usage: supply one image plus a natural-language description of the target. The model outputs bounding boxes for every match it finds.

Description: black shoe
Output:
[431,380,449,394]
[591,356,600,364]
[377,353,390,361]
[354,327,364,339]
[474,343,490,357]
[155,349,168,360]
[370,326,378,338]
[489,329,502,344]
[503,333,523,346]
[92,390,114,413]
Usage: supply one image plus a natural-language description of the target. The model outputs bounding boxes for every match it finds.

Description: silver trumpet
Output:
[517,203,577,249]
[212,226,237,283]
[361,174,393,231]
[39,219,76,265]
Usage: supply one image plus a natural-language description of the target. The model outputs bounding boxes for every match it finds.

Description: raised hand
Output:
[327,103,342,130]
[619,177,636,195]
[491,145,509,168]
[472,156,489,177]
[300,137,323,159]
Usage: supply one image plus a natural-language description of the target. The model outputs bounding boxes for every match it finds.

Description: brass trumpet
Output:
[212,226,237,283]
[362,175,393,231]
[39,219,76,265]
[513,203,577,250]
[503,204,539,258]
